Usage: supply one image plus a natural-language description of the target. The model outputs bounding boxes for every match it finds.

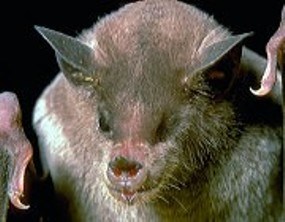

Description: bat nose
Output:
[107,156,146,189]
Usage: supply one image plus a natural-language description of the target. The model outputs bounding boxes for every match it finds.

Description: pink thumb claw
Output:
[250,46,278,96]
[250,5,285,96]
[8,190,30,210]
[7,141,33,210]
[0,92,33,210]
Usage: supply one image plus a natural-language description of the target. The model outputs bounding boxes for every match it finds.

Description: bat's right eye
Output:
[98,114,111,133]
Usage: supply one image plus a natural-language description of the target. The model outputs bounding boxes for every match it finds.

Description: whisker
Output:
[156,194,169,204]
[168,183,181,191]
[168,175,186,187]
[182,160,192,171]
[171,196,188,212]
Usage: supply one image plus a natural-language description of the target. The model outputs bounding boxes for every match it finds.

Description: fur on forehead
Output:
[79,0,230,69]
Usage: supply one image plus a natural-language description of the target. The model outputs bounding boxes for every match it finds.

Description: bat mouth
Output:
[108,185,159,205]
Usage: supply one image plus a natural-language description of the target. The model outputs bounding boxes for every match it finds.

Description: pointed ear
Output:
[188,33,252,98]
[35,26,98,86]
[196,33,252,72]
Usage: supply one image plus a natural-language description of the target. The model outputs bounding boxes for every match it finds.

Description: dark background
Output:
[0,0,283,220]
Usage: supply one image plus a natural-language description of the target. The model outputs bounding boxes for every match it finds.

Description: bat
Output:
[0,92,32,221]
[30,0,284,221]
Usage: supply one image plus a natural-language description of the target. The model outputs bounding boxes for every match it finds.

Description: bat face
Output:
[33,0,282,220]
[35,0,251,205]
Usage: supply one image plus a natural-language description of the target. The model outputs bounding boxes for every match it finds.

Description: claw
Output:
[7,142,33,210]
[250,49,277,96]
[251,6,285,96]
[8,189,30,210]
[0,92,33,210]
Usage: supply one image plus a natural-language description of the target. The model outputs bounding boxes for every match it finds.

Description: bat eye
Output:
[98,113,111,133]
[155,117,168,143]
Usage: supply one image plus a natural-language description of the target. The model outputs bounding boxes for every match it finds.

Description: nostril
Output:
[107,156,147,192]
[128,167,139,177]
[108,156,143,178]
[112,167,122,177]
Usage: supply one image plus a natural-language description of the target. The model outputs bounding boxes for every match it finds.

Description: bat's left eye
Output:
[98,109,113,136]
[155,114,176,143]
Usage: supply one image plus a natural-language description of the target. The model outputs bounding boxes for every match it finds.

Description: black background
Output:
[0,0,284,220]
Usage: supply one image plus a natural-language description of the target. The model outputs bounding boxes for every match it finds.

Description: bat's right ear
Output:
[35,26,98,87]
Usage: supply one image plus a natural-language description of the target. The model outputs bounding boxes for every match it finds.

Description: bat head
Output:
[35,0,250,205]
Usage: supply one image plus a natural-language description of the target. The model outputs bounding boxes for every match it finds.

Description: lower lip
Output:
[108,187,156,205]
[109,189,140,204]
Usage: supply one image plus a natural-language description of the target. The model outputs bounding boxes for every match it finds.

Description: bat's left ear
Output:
[188,33,252,98]
[35,26,99,87]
